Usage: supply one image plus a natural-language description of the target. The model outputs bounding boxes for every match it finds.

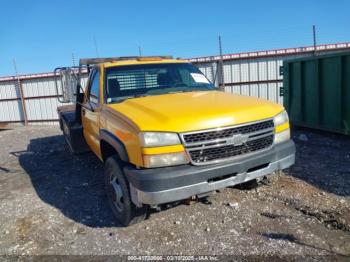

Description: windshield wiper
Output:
[134,94,150,98]
[167,90,186,94]
[109,94,150,103]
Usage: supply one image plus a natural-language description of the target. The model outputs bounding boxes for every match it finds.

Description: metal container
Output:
[283,52,350,135]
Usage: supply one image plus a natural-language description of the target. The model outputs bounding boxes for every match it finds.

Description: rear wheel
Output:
[104,155,147,226]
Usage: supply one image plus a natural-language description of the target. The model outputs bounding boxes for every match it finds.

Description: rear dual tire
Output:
[104,155,147,226]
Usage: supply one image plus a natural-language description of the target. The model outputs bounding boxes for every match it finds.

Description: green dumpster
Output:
[283,52,350,135]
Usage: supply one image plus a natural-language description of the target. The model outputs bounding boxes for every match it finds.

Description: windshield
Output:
[105,63,216,103]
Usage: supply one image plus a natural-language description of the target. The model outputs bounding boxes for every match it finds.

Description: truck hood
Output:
[107,91,283,132]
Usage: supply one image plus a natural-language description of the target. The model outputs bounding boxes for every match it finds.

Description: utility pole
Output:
[93,36,100,58]
[218,35,224,90]
[13,60,28,126]
[313,25,317,55]
[138,46,142,57]
[71,53,76,66]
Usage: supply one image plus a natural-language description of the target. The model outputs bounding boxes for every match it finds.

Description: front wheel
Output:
[104,155,147,226]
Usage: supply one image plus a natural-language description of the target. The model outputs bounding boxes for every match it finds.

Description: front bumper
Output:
[124,140,295,205]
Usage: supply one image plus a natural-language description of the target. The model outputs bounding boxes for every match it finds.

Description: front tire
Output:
[104,155,147,226]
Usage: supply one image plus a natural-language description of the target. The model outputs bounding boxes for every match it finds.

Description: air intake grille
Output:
[183,120,274,144]
[181,120,274,165]
[189,135,273,163]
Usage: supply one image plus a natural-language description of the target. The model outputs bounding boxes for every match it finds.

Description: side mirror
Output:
[54,67,79,103]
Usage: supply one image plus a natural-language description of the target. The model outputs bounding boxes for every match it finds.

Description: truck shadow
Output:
[14,134,121,228]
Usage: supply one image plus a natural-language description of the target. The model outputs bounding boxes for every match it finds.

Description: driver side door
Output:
[82,69,101,156]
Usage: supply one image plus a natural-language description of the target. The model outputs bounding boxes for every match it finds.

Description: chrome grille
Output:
[181,119,274,165]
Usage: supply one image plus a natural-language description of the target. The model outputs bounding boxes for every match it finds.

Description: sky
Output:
[1,0,349,76]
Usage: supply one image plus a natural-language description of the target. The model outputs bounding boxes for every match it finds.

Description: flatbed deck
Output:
[57,105,89,154]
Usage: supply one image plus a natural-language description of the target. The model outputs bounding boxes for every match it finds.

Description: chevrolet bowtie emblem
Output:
[226,134,249,146]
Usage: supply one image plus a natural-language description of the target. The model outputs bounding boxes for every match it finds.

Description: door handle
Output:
[82,108,86,115]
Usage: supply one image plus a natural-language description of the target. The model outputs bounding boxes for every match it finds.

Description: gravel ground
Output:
[0,126,349,259]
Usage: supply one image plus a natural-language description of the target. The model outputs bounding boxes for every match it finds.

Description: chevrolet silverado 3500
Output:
[55,56,295,226]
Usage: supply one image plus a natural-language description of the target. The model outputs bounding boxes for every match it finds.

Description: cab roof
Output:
[79,56,189,68]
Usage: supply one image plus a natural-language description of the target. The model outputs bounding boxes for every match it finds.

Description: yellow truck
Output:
[55,56,295,226]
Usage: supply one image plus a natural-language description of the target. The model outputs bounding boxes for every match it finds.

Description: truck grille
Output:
[180,119,274,165]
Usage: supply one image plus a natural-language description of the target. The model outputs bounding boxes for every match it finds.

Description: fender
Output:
[100,129,129,162]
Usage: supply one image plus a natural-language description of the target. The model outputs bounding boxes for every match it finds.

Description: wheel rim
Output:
[109,173,124,212]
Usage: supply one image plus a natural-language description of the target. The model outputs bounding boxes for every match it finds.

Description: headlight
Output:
[143,152,189,168]
[139,132,180,147]
[274,129,290,144]
[274,110,289,126]
[274,110,290,144]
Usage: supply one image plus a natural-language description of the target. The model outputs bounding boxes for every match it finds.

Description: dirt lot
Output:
[0,126,349,259]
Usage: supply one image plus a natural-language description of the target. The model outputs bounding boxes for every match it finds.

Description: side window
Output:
[89,70,100,104]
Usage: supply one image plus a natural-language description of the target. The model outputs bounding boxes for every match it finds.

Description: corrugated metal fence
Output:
[192,42,350,105]
[1,42,350,125]
[0,74,87,125]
